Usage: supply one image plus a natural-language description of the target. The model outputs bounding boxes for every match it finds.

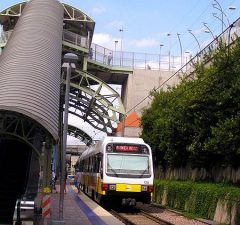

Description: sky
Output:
[1,0,240,57]
[1,0,240,143]
[70,0,240,57]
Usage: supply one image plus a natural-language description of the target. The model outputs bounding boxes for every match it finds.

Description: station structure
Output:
[0,0,174,222]
[0,0,239,223]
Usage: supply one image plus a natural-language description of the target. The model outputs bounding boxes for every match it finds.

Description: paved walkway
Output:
[50,186,92,225]
[35,185,124,225]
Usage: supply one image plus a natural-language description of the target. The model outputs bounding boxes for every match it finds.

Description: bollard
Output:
[41,187,51,219]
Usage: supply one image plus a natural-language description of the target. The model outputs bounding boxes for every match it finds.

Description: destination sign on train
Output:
[115,145,139,152]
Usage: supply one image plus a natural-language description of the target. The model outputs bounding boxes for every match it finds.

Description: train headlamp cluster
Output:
[102,183,153,193]
[102,183,116,191]
[141,185,154,193]
[109,184,116,190]
[141,185,148,191]
[106,145,113,152]
[141,146,149,154]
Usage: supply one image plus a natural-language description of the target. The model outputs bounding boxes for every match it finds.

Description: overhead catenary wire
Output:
[161,1,236,59]
[160,2,213,56]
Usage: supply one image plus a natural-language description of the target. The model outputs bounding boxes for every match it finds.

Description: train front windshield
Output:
[106,143,151,178]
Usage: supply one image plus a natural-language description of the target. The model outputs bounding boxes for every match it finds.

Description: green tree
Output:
[141,37,240,173]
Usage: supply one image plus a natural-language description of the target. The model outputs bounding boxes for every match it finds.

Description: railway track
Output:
[111,208,174,225]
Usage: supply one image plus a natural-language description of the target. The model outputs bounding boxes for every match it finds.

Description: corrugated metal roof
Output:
[0,0,64,140]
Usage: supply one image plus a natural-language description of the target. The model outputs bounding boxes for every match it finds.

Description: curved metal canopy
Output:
[0,1,95,42]
[67,124,92,146]
[0,110,48,156]
[62,69,125,134]
[0,1,126,141]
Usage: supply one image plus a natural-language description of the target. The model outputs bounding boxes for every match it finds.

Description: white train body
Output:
[79,136,154,206]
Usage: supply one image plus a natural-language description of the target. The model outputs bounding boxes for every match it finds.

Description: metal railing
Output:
[1,18,240,72]
[0,30,13,44]
[61,30,184,71]
[62,30,89,48]
[0,29,184,71]
[89,43,184,71]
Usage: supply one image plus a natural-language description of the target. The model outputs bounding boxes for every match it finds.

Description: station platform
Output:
[37,185,124,225]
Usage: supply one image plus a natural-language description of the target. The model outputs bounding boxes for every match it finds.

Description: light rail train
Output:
[78,136,154,206]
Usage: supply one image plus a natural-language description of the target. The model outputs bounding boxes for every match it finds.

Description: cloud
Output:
[131,38,159,48]
[92,33,111,45]
[91,6,106,15]
[92,33,160,52]
[92,32,122,50]
[106,20,124,29]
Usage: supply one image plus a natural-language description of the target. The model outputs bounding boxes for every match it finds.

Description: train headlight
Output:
[141,185,148,191]
[141,145,149,154]
[106,145,113,152]
[109,184,116,191]
[142,185,154,192]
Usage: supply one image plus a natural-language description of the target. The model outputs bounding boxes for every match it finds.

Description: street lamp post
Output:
[119,28,123,66]
[167,33,171,70]
[177,33,183,68]
[212,0,225,31]
[203,22,216,40]
[114,40,118,66]
[229,6,236,10]
[159,44,164,70]
[59,53,78,220]
[158,44,164,85]
[212,0,235,31]
[212,12,227,31]
[114,40,118,52]
[212,1,236,35]
[188,29,201,52]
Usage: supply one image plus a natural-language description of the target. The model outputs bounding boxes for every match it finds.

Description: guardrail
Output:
[89,43,184,71]
[61,30,184,71]
[62,30,89,48]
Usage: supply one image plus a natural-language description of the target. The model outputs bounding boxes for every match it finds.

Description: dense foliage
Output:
[141,37,240,169]
[154,179,240,221]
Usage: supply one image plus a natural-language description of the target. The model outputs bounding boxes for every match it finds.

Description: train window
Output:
[83,159,89,172]
[106,154,150,176]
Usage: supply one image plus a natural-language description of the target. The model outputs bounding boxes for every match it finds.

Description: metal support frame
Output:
[0,110,47,156]
[67,124,92,146]
[61,69,125,134]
